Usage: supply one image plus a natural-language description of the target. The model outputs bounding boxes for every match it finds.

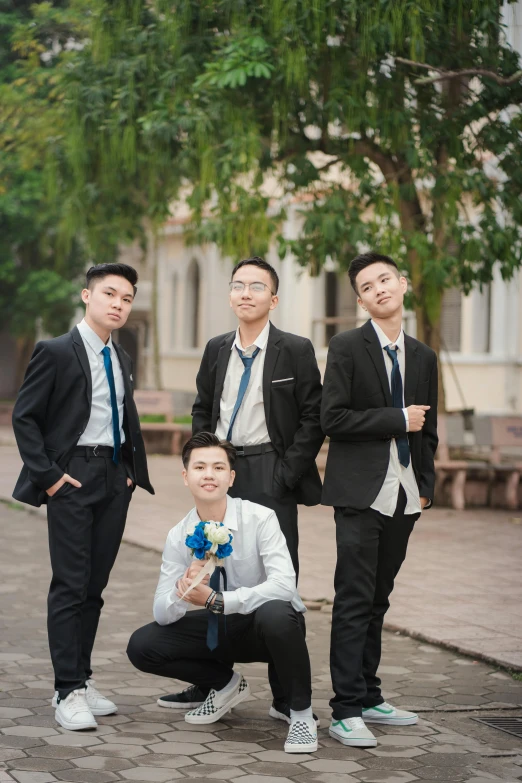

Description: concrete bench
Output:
[474,416,522,510]
[434,414,473,510]
[135,390,192,455]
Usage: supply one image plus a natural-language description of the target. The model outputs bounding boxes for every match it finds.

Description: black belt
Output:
[234,442,275,457]
[72,445,120,458]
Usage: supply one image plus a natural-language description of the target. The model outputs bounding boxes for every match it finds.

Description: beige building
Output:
[117,199,522,417]
[118,0,522,415]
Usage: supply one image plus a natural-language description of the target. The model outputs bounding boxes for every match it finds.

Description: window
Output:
[472,284,491,354]
[184,259,200,349]
[170,274,178,349]
[440,288,462,352]
[321,271,359,346]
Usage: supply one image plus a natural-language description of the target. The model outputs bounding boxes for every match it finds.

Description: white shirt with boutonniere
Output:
[153,494,305,625]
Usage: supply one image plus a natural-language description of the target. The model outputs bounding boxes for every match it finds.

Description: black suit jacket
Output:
[12,326,154,507]
[321,320,438,509]
[192,322,324,506]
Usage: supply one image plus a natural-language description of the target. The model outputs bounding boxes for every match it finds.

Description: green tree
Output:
[15,1,522,406]
[0,0,86,388]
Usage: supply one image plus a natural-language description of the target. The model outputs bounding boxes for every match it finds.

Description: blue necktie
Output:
[384,345,410,468]
[101,346,121,464]
[226,346,261,442]
[206,566,227,651]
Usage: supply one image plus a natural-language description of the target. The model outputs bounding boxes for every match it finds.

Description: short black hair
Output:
[86,263,138,297]
[231,256,279,294]
[348,252,400,293]
[181,431,236,469]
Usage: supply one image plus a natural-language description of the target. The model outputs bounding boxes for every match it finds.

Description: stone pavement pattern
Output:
[1,442,521,670]
[1,503,522,783]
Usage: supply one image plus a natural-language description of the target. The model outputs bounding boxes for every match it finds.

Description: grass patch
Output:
[0,499,25,512]
[139,414,192,424]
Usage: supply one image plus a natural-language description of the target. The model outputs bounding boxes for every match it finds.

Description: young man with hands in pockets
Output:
[12,263,154,731]
[321,252,438,747]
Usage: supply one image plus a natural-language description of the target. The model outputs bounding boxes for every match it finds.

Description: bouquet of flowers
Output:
[177,521,233,601]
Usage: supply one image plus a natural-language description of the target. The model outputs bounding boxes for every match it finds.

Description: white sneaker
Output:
[54,689,97,731]
[185,675,250,724]
[329,717,377,747]
[52,680,117,716]
[363,701,418,726]
[284,717,318,753]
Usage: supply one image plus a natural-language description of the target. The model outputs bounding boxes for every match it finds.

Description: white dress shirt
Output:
[76,319,126,447]
[370,320,421,517]
[153,495,305,626]
[215,320,270,446]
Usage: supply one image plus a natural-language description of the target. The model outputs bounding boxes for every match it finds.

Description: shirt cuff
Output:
[222,591,240,615]
[403,408,409,432]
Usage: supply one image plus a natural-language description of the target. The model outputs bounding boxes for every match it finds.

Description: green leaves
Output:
[195,33,275,90]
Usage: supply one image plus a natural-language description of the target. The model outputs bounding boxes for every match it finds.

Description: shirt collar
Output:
[371,319,404,352]
[232,320,270,354]
[77,318,113,355]
[187,495,239,531]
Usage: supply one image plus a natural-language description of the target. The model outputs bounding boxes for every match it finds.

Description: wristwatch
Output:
[208,592,225,614]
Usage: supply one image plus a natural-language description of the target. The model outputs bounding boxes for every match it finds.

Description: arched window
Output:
[323,270,358,345]
[170,274,178,349]
[184,259,200,349]
[440,288,462,352]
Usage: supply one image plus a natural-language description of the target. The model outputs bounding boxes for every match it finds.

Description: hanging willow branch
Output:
[395,56,522,85]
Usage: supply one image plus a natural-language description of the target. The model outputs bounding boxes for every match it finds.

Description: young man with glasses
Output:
[158,256,324,724]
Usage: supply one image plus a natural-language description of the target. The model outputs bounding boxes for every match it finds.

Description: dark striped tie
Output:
[384,345,410,468]
[101,346,121,464]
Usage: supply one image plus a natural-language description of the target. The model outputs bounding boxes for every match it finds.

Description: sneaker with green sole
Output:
[329,717,377,747]
[363,701,418,725]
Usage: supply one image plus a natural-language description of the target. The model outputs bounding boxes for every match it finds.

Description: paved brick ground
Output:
[1,502,522,783]
[1,439,521,671]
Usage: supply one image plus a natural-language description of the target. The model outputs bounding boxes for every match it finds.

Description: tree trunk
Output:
[15,335,35,392]
[414,296,446,413]
[150,230,163,390]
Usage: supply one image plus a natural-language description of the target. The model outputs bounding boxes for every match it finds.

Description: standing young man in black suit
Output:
[321,252,438,748]
[159,256,324,723]
[12,263,154,731]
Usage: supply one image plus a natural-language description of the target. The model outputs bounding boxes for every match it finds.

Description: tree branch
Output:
[395,56,522,86]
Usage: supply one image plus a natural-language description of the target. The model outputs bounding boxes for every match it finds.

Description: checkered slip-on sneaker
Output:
[269,701,321,727]
[184,675,250,724]
[284,718,318,753]
[363,701,418,725]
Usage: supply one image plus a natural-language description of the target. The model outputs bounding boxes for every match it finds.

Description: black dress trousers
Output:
[228,449,299,577]
[46,451,131,700]
[128,600,312,711]
[330,486,420,719]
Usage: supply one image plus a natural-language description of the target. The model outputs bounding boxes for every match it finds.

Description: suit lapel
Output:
[363,320,393,406]
[212,332,235,429]
[404,335,420,405]
[71,326,92,406]
[263,323,281,426]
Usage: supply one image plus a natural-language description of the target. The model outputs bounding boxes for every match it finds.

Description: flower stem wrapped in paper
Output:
[177,520,233,602]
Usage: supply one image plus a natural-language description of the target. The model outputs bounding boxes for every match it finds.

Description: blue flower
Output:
[185,522,212,560]
[216,540,233,559]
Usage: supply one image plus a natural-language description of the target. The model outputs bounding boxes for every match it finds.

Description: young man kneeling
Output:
[127,432,317,753]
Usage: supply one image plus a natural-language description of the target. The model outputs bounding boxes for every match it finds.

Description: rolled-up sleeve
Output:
[222,511,296,615]
[153,526,192,625]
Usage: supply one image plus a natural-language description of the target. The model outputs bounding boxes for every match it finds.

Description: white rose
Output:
[204,522,231,545]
